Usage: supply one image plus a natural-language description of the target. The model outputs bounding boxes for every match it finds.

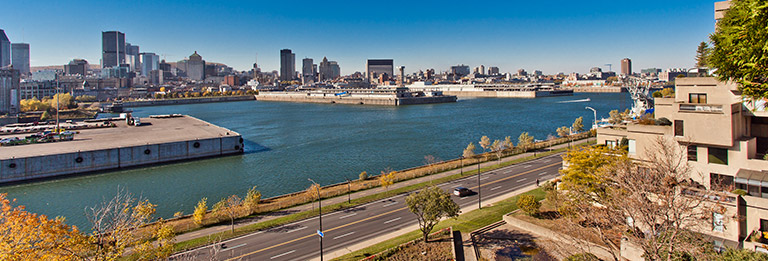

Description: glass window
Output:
[605,140,617,148]
[689,93,708,104]
[713,212,725,232]
[710,173,734,190]
[761,219,768,232]
[688,145,697,161]
[708,148,728,165]
[628,139,636,155]
[675,120,684,136]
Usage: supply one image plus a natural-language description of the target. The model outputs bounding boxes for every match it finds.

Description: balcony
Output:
[679,104,724,113]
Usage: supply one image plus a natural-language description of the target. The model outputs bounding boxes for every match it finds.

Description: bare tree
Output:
[85,188,157,260]
[213,195,243,234]
[424,155,439,174]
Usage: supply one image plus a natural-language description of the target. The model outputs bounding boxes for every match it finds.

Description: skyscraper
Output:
[64,59,89,76]
[140,52,159,77]
[302,58,314,84]
[11,43,29,75]
[0,29,10,68]
[102,31,125,68]
[621,58,632,76]
[185,51,205,81]
[125,43,140,72]
[0,68,20,115]
[366,59,394,83]
[279,49,295,81]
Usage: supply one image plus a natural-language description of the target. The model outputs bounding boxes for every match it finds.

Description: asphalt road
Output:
[171,153,564,261]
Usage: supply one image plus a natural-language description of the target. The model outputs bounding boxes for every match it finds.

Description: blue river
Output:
[0,93,630,229]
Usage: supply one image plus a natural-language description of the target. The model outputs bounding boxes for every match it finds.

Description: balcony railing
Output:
[679,104,723,113]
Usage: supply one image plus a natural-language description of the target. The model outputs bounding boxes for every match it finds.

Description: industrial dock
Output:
[255,87,457,106]
[0,115,243,184]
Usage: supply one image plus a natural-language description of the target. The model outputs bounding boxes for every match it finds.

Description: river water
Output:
[1,93,629,229]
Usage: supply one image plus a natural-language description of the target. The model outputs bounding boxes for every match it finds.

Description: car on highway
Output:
[453,187,472,197]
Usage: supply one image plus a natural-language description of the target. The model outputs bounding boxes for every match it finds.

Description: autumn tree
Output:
[193,197,208,226]
[557,126,570,137]
[462,142,476,159]
[710,0,768,99]
[379,171,396,191]
[516,194,540,216]
[479,135,491,158]
[518,132,534,152]
[359,171,368,181]
[50,93,74,110]
[244,186,262,215]
[85,189,160,260]
[572,117,584,133]
[0,193,88,260]
[133,219,176,260]
[405,186,460,242]
[213,195,242,233]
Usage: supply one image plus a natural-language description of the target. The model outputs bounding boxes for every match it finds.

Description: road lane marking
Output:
[479,176,489,180]
[539,172,548,176]
[543,159,551,163]
[270,250,296,259]
[225,243,246,251]
[522,165,532,168]
[339,213,357,219]
[286,226,306,233]
[226,161,562,261]
[383,202,398,207]
[490,186,502,191]
[384,217,402,224]
[334,232,355,240]
[517,178,527,182]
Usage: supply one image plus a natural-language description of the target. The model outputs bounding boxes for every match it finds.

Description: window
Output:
[674,120,684,136]
[708,148,728,165]
[710,173,733,191]
[712,212,724,232]
[687,145,697,161]
[628,139,636,155]
[605,140,617,148]
[761,219,768,232]
[689,93,708,104]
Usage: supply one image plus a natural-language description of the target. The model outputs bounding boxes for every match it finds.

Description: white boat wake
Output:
[557,98,591,103]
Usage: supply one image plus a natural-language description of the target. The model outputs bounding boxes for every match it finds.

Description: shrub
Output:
[652,91,663,98]
[655,117,672,126]
[193,197,207,226]
[359,171,368,181]
[516,194,540,216]
[732,189,748,196]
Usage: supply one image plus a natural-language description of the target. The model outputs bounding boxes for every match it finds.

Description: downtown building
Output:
[102,31,126,68]
[366,59,393,83]
[596,1,768,254]
[0,68,20,115]
[11,43,30,75]
[0,29,10,68]
[279,49,295,82]
[621,58,632,76]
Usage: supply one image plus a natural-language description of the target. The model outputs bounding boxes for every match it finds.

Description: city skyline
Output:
[2,0,717,74]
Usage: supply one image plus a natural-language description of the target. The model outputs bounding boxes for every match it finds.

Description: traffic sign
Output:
[317,230,324,237]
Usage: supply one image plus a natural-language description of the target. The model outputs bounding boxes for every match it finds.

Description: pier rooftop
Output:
[0,115,238,160]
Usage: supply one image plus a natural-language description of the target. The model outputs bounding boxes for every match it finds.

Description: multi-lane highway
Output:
[172,153,564,261]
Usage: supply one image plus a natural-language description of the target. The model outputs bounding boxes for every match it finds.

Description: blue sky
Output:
[1,0,718,75]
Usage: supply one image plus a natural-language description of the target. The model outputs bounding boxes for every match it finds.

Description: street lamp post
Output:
[477,161,481,209]
[585,106,597,130]
[460,156,464,176]
[308,178,323,261]
[345,178,351,204]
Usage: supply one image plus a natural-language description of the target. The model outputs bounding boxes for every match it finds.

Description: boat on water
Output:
[556,98,591,103]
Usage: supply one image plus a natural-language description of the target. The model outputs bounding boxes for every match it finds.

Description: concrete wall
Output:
[119,95,254,108]
[256,92,456,106]
[0,135,243,184]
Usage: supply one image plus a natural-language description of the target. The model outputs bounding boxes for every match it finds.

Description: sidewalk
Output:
[175,138,594,245]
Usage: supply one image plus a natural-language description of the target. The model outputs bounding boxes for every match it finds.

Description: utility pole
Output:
[345,178,351,204]
[585,106,597,130]
[308,178,323,261]
[477,162,481,209]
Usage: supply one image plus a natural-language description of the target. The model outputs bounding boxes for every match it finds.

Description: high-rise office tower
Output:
[366,59,394,83]
[0,29,10,68]
[102,31,125,68]
[279,49,295,81]
[140,52,159,77]
[621,58,632,76]
[0,68,20,114]
[186,51,205,81]
[126,43,140,72]
[302,58,314,84]
[11,43,30,75]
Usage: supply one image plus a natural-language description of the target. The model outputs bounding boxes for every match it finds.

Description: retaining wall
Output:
[255,93,456,106]
[119,96,255,107]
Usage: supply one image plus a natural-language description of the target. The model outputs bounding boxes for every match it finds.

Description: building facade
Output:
[65,59,89,76]
[621,58,632,76]
[140,52,159,77]
[302,58,314,84]
[366,59,394,83]
[0,69,20,115]
[101,31,125,68]
[0,29,10,68]
[450,65,470,77]
[11,43,29,75]
[185,51,205,81]
[279,49,295,82]
[125,43,140,73]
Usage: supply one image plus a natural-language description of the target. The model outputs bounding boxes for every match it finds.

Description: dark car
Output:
[453,187,472,197]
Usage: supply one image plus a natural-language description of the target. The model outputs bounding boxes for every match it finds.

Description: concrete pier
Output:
[255,90,457,106]
[0,115,243,184]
